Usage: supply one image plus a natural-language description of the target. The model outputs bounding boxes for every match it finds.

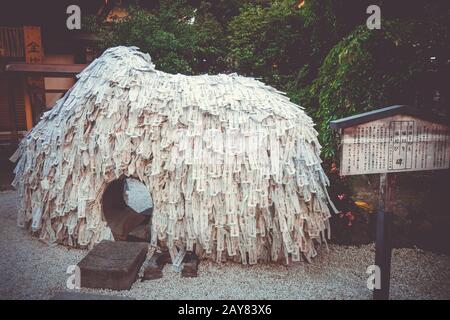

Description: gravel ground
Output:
[1,190,449,300]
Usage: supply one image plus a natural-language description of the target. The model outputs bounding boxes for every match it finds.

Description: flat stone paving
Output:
[77,240,148,290]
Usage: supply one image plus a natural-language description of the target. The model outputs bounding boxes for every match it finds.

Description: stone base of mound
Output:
[142,250,200,280]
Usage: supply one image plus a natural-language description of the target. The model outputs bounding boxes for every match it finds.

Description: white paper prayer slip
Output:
[11,46,333,264]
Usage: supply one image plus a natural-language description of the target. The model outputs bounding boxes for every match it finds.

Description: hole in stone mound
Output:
[102,178,153,242]
[124,178,153,215]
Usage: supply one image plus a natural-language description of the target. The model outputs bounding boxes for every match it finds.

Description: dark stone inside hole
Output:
[102,177,152,242]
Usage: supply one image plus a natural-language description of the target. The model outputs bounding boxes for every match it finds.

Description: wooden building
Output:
[0,0,112,146]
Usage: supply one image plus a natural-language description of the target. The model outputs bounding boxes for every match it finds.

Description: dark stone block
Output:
[102,178,150,241]
[78,240,148,290]
[143,262,162,280]
[128,223,150,242]
[142,250,171,280]
[181,251,199,278]
[155,250,171,268]
[107,206,148,241]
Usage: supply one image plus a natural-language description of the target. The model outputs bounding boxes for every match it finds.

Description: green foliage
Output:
[296,0,367,83]
[196,0,266,26]
[191,13,227,73]
[312,20,449,160]
[227,1,308,89]
[86,1,227,75]
[300,0,342,59]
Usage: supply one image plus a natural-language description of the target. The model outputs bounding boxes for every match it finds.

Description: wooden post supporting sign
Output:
[373,172,395,300]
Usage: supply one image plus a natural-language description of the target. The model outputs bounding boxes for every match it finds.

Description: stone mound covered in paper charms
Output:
[11,46,334,264]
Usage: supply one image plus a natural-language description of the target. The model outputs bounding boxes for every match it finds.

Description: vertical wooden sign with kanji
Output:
[23,26,45,125]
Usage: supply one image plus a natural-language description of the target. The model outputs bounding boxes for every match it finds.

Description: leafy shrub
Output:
[84,2,227,75]
[312,20,449,160]
[227,2,309,90]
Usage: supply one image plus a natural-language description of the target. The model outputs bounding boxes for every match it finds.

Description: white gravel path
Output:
[1,190,449,300]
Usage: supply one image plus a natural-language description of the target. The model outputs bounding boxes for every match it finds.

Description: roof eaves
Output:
[330,105,449,129]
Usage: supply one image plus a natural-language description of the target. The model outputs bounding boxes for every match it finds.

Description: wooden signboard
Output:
[340,114,450,175]
[330,105,450,300]
[23,26,45,126]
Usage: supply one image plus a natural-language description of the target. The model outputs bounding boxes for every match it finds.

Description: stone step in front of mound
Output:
[77,240,148,290]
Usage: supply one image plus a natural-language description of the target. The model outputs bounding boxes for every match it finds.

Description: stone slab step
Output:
[77,240,148,290]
